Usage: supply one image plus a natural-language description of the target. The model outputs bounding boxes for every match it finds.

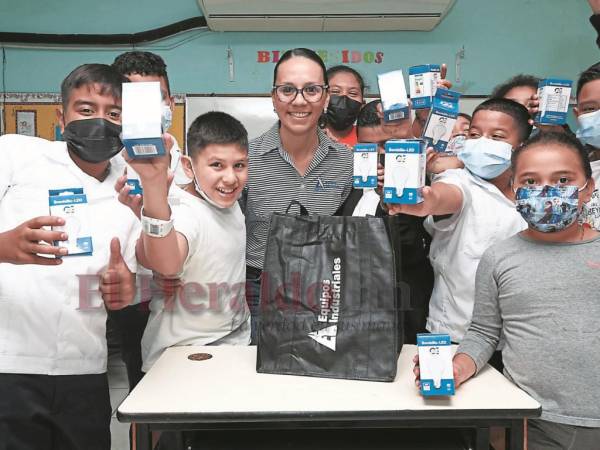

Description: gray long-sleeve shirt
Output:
[458,233,600,427]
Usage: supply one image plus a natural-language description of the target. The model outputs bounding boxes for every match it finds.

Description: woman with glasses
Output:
[242,48,354,344]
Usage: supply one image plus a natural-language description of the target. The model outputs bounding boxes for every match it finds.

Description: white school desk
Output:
[117,345,541,450]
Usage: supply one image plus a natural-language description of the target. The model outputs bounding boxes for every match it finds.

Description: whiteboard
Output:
[185,94,488,148]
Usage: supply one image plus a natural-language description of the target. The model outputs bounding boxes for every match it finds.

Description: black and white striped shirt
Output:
[244,122,353,269]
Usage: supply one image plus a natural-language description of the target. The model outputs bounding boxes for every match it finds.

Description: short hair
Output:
[326,65,365,95]
[576,62,600,99]
[357,100,381,128]
[472,98,533,142]
[458,112,472,122]
[273,48,328,86]
[491,74,540,99]
[112,51,171,96]
[512,131,593,180]
[61,64,127,111]
[186,111,248,158]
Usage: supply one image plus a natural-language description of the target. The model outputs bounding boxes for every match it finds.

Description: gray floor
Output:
[108,350,131,450]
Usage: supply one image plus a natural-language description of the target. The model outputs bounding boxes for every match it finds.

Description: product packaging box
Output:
[417,333,455,397]
[353,143,378,189]
[535,78,573,125]
[383,139,426,204]
[422,88,461,153]
[409,64,441,109]
[122,81,166,159]
[49,188,93,256]
[378,70,410,122]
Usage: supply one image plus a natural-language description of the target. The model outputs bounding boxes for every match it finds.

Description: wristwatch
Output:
[141,207,174,238]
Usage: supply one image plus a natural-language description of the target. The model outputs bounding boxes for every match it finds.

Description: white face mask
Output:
[457,137,513,180]
[576,109,600,148]
[186,160,227,209]
[161,102,173,132]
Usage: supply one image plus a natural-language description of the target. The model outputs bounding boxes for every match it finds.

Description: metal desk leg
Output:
[475,426,490,450]
[134,423,152,450]
[506,419,525,450]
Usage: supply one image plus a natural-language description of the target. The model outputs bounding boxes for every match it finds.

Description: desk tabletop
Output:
[117,345,540,423]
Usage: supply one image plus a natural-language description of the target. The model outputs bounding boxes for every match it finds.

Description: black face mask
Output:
[326,95,362,131]
[62,118,123,164]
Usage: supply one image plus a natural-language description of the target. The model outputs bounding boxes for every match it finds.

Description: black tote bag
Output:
[256,202,401,382]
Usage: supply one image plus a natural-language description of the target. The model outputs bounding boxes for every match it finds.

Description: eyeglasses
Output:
[272,84,328,103]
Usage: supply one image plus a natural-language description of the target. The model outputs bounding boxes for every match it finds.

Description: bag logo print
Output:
[309,257,342,351]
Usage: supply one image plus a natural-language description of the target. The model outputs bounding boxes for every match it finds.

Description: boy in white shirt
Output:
[0,64,139,450]
[388,98,532,344]
[124,111,251,374]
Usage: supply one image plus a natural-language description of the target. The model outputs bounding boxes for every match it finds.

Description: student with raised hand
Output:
[0,63,140,450]
[244,48,353,344]
[126,111,251,374]
[447,132,600,450]
[495,74,574,135]
[573,61,600,231]
[387,98,531,345]
[322,65,365,148]
[333,102,434,345]
[110,50,189,394]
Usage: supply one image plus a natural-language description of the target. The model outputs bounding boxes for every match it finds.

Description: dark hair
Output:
[326,65,365,95]
[186,111,248,158]
[472,98,533,142]
[512,131,593,180]
[112,51,171,96]
[357,100,381,128]
[491,74,540,99]
[272,48,328,86]
[61,64,127,111]
[576,62,600,99]
[458,112,472,122]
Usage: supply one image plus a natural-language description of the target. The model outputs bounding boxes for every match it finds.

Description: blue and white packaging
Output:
[422,88,461,153]
[377,70,409,122]
[383,139,426,204]
[417,333,455,397]
[409,64,441,109]
[353,143,378,189]
[126,178,143,196]
[535,78,572,125]
[122,81,166,159]
[49,188,93,256]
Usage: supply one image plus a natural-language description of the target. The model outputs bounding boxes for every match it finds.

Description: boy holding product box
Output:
[0,64,140,450]
[387,98,531,346]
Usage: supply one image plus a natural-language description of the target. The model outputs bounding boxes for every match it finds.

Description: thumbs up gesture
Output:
[100,237,136,310]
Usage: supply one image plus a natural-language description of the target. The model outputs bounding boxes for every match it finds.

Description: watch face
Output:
[150,223,161,235]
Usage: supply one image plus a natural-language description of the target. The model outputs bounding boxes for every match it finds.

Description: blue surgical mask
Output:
[515,184,587,233]
[576,109,600,148]
[161,102,173,132]
[457,137,512,180]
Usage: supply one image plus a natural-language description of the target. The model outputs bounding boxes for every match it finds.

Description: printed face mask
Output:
[326,95,362,131]
[446,134,466,154]
[576,109,600,148]
[161,102,173,132]
[62,118,123,163]
[515,184,587,233]
[457,137,512,180]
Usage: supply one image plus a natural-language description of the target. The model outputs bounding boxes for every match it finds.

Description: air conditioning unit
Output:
[197,0,456,32]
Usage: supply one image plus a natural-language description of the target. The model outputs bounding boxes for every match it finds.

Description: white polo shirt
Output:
[424,169,527,342]
[0,134,140,375]
[141,186,250,372]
